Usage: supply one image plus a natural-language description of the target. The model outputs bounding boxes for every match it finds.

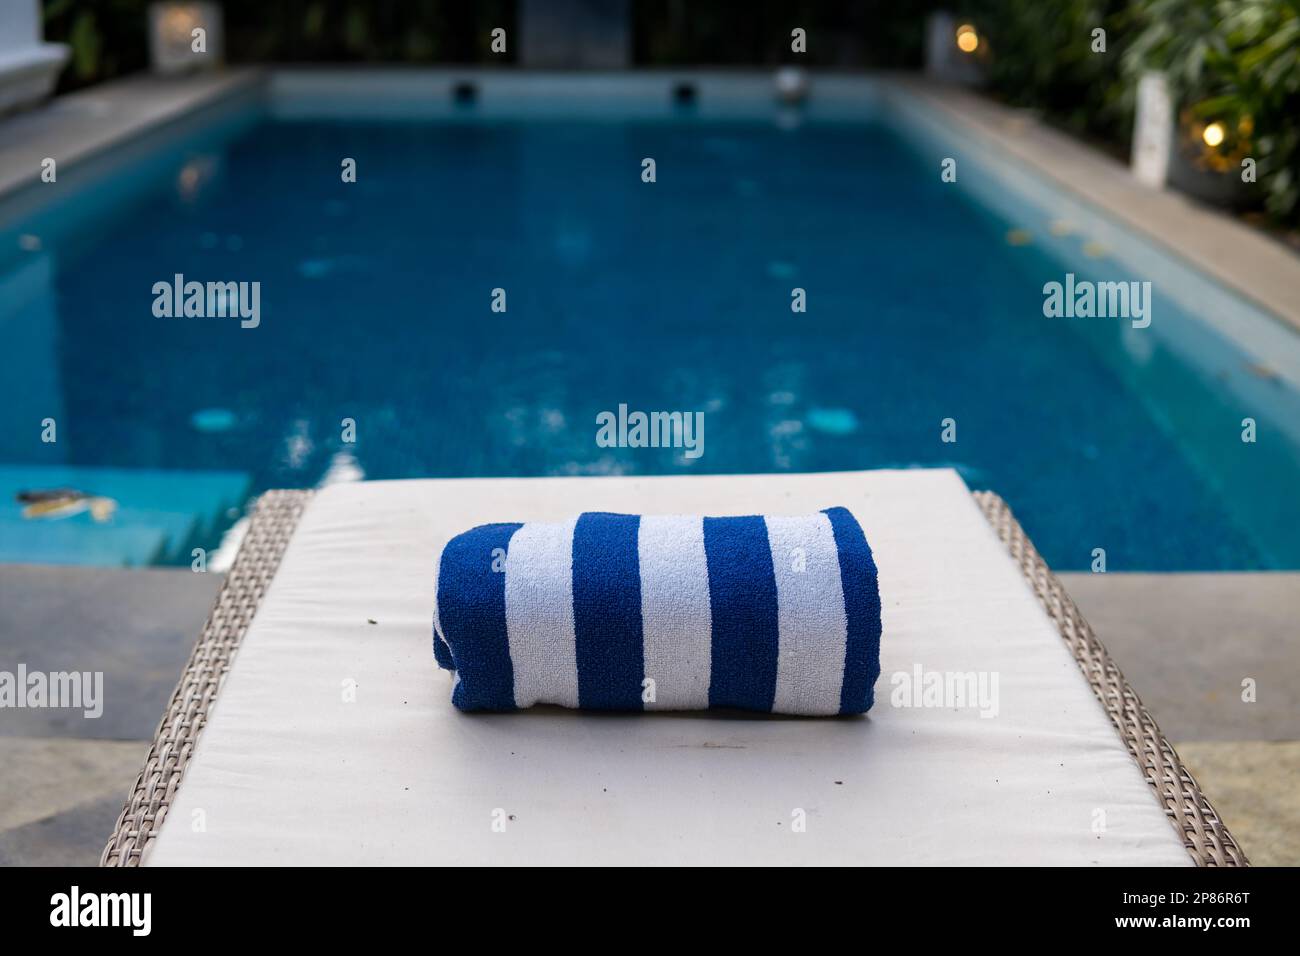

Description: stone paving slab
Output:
[0,736,145,831]
[1059,573,1299,743]
[0,564,223,739]
[0,793,128,867]
[1175,740,1300,867]
[1061,572,1298,866]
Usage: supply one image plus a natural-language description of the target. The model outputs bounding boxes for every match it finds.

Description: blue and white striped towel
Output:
[433,507,881,715]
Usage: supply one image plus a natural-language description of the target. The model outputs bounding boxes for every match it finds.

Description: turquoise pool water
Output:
[2,82,1298,569]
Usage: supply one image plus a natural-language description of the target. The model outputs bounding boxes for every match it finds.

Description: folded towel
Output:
[433,507,881,715]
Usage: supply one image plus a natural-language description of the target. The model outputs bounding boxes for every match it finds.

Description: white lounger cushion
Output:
[147,469,1190,866]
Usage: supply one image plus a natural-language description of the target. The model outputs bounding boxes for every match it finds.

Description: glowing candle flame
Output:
[162,5,200,44]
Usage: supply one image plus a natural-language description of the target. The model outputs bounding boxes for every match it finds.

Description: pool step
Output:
[0,465,252,567]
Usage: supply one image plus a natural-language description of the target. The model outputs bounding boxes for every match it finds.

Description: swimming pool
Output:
[2,72,1298,570]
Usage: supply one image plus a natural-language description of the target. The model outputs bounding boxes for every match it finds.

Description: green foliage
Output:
[964,0,1300,222]
[969,0,1130,143]
[44,0,942,81]
[632,0,943,67]
[42,0,515,88]
[67,8,103,80]
[43,0,149,90]
[1122,0,1300,218]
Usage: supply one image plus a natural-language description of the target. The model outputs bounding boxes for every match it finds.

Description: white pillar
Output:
[1131,71,1173,188]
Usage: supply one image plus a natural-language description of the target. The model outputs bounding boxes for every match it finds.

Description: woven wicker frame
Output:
[974,492,1248,866]
[101,489,313,867]
[102,488,1246,866]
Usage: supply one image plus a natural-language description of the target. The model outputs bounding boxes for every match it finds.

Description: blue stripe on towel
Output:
[436,521,523,711]
[433,631,455,670]
[572,512,645,710]
[703,515,780,711]
[823,506,882,715]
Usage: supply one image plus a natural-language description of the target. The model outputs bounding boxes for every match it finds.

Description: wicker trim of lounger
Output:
[102,487,1247,866]
[100,489,313,867]
[973,491,1248,867]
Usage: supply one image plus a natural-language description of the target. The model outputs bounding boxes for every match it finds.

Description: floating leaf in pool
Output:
[1049,220,1075,236]
[17,489,117,522]
[807,407,859,436]
[190,408,237,433]
[1082,240,1108,258]
[1246,362,1281,382]
[1005,228,1032,246]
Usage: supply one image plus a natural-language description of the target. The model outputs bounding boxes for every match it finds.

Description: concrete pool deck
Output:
[0,68,260,203]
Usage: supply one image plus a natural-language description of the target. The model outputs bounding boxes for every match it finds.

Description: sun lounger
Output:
[100,470,1246,866]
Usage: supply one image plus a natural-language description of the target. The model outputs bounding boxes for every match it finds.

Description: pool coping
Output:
[0,67,264,202]
[2,66,1296,336]
[892,75,1300,336]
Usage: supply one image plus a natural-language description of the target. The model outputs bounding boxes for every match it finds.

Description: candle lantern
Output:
[148,2,223,75]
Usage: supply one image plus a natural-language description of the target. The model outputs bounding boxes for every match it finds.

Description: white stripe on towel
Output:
[638,514,712,710]
[504,518,580,708]
[765,513,849,715]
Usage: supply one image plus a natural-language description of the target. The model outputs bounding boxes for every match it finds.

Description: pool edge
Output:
[887,74,1300,338]
[0,67,266,203]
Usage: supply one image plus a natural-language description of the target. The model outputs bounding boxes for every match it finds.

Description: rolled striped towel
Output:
[433,507,881,716]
